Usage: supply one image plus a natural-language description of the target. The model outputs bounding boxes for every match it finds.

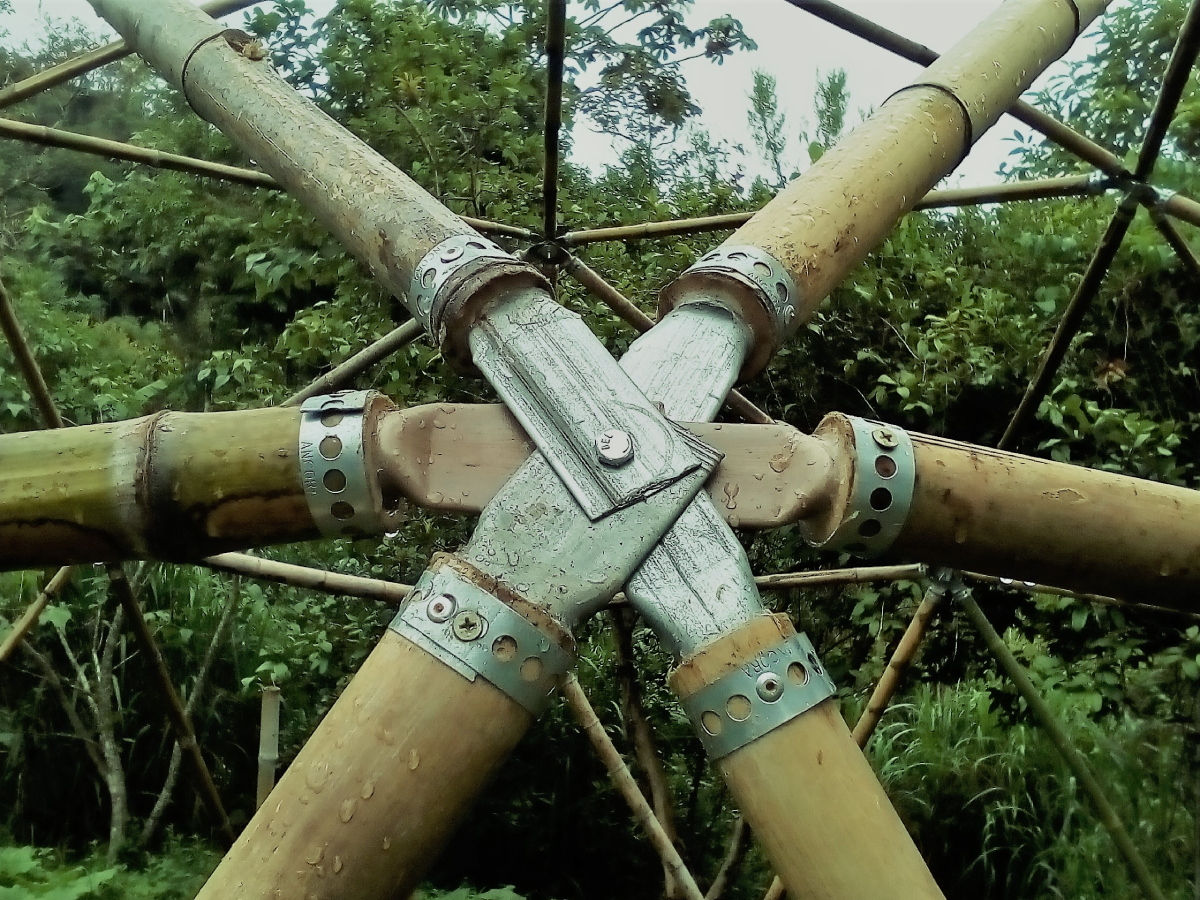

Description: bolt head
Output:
[596,429,634,467]
[755,672,784,702]
[452,610,488,642]
[872,428,899,450]
[426,594,456,624]
[439,246,464,263]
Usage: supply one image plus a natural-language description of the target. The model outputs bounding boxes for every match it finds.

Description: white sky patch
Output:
[1,0,1106,188]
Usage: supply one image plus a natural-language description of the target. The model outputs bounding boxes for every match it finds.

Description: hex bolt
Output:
[452,609,487,642]
[756,671,784,702]
[596,429,634,467]
[872,427,899,450]
[426,594,456,624]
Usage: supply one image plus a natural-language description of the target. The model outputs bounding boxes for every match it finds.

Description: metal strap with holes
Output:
[299,390,381,538]
[389,564,573,716]
[680,632,836,759]
[669,245,798,338]
[821,416,916,557]
[409,234,511,333]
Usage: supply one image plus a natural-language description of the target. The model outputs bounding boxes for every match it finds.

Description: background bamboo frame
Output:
[1,0,1199,896]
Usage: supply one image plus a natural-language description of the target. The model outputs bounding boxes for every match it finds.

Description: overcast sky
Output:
[1,1,1104,186]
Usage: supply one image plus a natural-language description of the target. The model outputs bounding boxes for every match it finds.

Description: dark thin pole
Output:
[960,591,1168,900]
[561,254,772,424]
[0,274,64,428]
[1149,205,1200,284]
[783,0,1129,177]
[999,195,1139,450]
[107,565,237,846]
[1134,0,1200,180]
[283,319,422,407]
[0,0,260,111]
[542,0,567,239]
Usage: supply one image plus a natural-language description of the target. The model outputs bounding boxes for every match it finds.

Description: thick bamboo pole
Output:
[0,275,64,428]
[0,566,74,663]
[782,0,1128,178]
[1163,192,1200,229]
[670,615,944,900]
[561,256,772,424]
[283,320,422,407]
[561,674,705,900]
[707,0,1110,348]
[256,685,281,810]
[960,593,1168,900]
[195,613,566,898]
[107,564,236,845]
[0,0,259,111]
[560,176,1105,246]
[999,195,1138,449]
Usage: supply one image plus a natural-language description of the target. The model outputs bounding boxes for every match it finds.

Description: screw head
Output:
[452,610,488,642]
[756,672,784,702]
[596,429,634,467]
[439,246,464,263]
[426,594,456,624]
[872,428,899,450]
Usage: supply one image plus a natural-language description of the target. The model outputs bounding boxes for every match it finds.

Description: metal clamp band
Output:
[409,235,513,333]
[389,564,574,716]
[821,416,916,557]
[299,390,388,538]
[675,245,798,341]
[680,632,836,759]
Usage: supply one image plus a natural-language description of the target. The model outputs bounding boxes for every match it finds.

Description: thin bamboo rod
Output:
[0,0,260,111]
[560,176,1106,246]
[256,685,281,810]
[0,566,74,663]
[1149,205,1200,283]
[561,673,706,900]
[282,319,422,407]
[852,580,946,745]
[755,564,925,590]
[1163,191,1200,229]
[107,564,236,845]
[0,274,65,428]
[1134,0,1200,180]
[542,0,567,239]
[960,592,1169,900]
[202,552,412,603]
[999,194,1139,449]
[782,0,1128,178]
[0,117,276,188]
[561,255,772,424]
[961,570,1200,622]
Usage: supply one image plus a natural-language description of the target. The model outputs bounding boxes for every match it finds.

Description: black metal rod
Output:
[1135,0,1200,180]
[999,195,1139,450]
[542,0,567,239]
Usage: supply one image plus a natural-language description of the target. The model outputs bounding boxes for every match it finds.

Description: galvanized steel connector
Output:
[409,235,551,365]
[659,245,799,380]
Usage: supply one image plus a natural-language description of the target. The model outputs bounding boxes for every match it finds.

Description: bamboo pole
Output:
[0,0,260,111]
[962,570,1200,622]
[561,256,772,424]
[1133,0,1200,180]
[562,674,705,900]
[1163,192,1200,229]
[960,592,1168,900]
[755,564,925,590]
[256,686,282,810]
[0,274,64,428]
[1149,205,1200,283]
[671,614,945,899]
[560,176,1105,246]
[107,564,236,845]
[541,0,566,239]
[283,319,422,407]
[202,552,412,603]
[0,566,74,663]
[782,0,1129,178]
[999,195,1138,449]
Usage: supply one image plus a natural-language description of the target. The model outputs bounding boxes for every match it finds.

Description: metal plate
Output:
[299,391,384,538]
[821,416,915,557]
[389,564,574,716]
[680,632,836,759]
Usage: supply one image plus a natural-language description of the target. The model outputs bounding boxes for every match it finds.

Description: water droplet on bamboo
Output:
[333,856,344,875]
[409,748,420,770]
[361,779,376,800]
[339,798,357,823]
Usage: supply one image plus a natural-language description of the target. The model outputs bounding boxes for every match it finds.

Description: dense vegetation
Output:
[1,0,1199,897]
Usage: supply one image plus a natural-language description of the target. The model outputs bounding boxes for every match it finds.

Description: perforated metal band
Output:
[389,564,574,716]
[299,391,386,538]
[409,235,513,332]
[821,416,916,557]
[677,245,798,340]
[680,632,836,759]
